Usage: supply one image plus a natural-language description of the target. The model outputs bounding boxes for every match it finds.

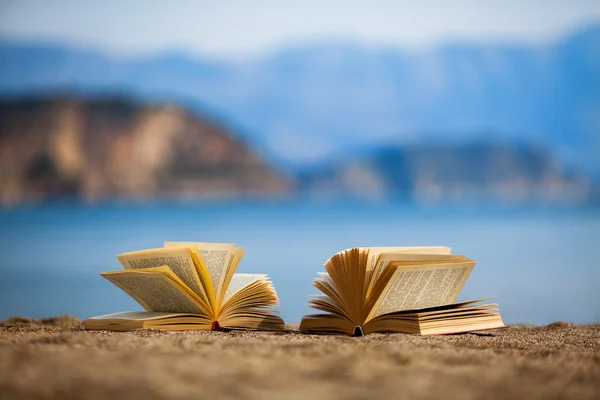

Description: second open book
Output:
[84,242,285,331]
[300,247,505,336]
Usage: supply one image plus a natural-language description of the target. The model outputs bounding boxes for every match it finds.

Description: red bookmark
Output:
[211,320,223,331]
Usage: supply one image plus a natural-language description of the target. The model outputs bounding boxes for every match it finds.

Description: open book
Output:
[299,247,505,336]
[84,241,285,332]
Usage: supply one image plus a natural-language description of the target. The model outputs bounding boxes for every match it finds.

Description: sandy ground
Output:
[0,317,598,400]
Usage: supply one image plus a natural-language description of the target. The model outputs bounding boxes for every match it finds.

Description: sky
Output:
[1,0,600,60]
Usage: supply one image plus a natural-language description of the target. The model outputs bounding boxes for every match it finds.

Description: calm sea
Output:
[1,202,598,324]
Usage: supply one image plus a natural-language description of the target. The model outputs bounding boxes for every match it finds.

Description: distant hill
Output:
[1,25,599,174]
[0,95,596,205]
[0,96,291,205]
[298,142,592,205]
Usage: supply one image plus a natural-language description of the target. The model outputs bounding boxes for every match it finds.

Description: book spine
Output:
[351,326,364,337]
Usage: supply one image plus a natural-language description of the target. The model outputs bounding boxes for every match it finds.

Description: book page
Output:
[87,311,188,320]
[164,242,234,305]
[219,247,245,306]
[365,246,452,275]
[117,247,208,304]
[314,272,348,312]
[219,274,281,329]
[221,312,285,331]
[308,295,348,317]
[366,261,474,321]
[366,246,452,297]
[324,249,362,324]
[101,270,208,314]
[222,273,267,304]
[299,314,355,335]
[369,252,464,295]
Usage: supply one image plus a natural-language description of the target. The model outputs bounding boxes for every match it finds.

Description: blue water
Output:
[1,202,599,324]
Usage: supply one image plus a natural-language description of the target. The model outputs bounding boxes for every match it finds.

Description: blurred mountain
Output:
[1,25,599,174]
[0,96,291,205]
[0,95,595,205]
[298,142,591,204]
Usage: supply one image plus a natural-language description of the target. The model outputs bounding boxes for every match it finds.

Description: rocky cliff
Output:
[0,96,291,205]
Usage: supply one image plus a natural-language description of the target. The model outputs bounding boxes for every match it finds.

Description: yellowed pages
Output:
[365,246,452,275]
[308,295,348,317]
[370,253,467,297]
[221,280,279,316]
[313,272,350,316]
[299,314,355,335]
[419,315,505,335]
[117,247,209,305]
[101,269,209,315]
[139,265,212,312]
[219,247,245,307]
[357,248,369,309]
[365,246,453,298]
[324,249,362,324]
[86,311,183,321]
[366,261,475,321]
[164,241,235,306]
[221,313,285,331]
[84,311,213,331]
[218,274,283,330]
[222,274,268,304]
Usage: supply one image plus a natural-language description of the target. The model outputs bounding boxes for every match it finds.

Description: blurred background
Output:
[0,0,598,324]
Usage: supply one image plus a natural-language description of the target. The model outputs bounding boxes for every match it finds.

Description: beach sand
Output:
[0,317,598,399]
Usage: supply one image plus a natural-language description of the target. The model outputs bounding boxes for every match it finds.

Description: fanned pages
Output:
[85,242,284,332]
[300,247,505,336]
[163,241,236,308]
